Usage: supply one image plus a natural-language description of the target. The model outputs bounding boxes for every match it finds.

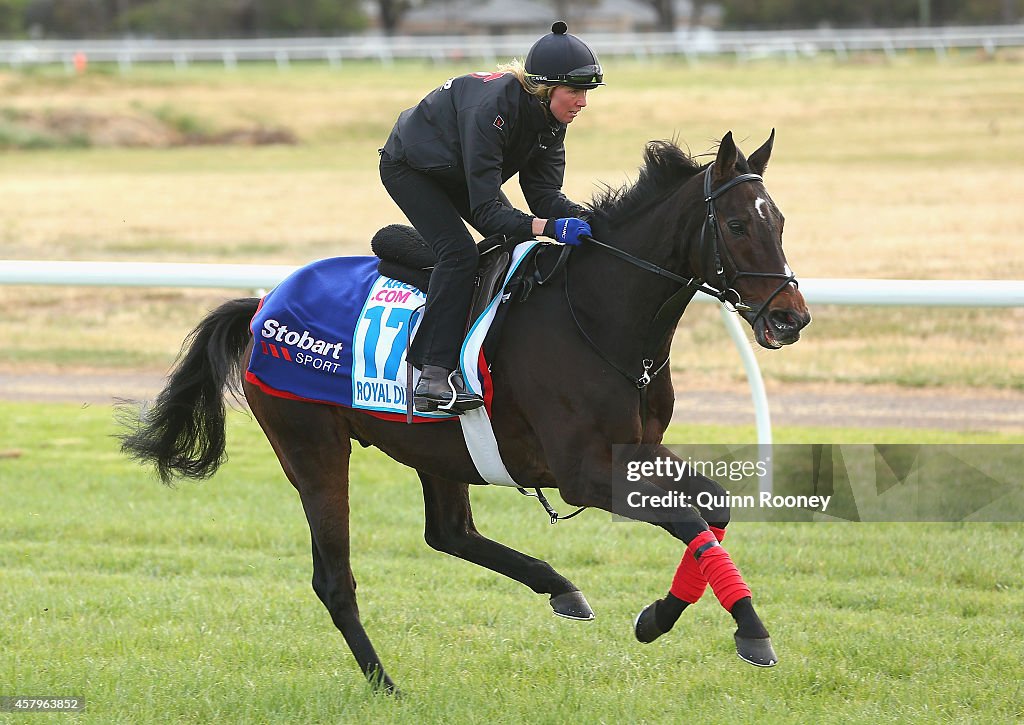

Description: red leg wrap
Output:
[668,553,707,603]
[668,526,727,603]
[690,530,751,612]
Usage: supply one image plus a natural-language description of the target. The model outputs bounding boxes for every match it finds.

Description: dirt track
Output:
[673,381,1022,432]
[1,369,1020,433]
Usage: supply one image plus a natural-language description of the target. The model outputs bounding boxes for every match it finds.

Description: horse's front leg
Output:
[418,471,594,620]
[558,443,777,667]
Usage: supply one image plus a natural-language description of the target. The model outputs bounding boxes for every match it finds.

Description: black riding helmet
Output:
[525,21,604,89]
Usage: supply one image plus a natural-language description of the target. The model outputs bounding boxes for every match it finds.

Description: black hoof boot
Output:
[550,591,595,621]
[734,634,779,667]
[633,601,668,643]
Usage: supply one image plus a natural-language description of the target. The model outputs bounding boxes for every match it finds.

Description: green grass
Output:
[2,402,1022,723]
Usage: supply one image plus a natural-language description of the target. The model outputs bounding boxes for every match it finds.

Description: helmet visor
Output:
[527,64,604,87]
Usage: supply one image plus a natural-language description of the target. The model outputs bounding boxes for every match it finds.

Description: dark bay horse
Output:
[120,131,810,693]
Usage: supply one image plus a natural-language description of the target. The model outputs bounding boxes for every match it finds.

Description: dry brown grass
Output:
[0,57,1021,395]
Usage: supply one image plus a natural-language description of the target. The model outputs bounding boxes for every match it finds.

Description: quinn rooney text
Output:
[625,490,833,513]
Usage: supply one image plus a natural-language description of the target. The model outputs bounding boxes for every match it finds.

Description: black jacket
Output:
[382,72,589,239]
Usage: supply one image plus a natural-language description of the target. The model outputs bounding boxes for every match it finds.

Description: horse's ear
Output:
[714,131,737,183]
[748,129,775,176]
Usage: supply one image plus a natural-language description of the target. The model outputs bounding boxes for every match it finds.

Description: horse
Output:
[120,130,810,693]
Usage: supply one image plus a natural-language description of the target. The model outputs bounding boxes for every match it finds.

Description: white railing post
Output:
[2,25,1022,68]
[718,305,773,495]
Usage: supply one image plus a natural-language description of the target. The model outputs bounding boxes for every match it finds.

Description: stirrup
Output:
[414,368,483,414]
[437,370,483,413]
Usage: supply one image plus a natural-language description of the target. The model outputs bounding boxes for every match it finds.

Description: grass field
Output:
[1,56,1021,721]
[0,56,1022,393]
[2,401,1022,723]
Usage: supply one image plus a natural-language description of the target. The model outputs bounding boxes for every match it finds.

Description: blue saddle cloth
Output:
[246,244,540,422]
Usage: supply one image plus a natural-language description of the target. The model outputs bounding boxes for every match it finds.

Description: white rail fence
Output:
[3,259,1022,492]
[2,25,1023,71]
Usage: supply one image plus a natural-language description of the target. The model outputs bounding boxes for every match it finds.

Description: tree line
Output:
[0,0,366,38]
[0,0,1018,39]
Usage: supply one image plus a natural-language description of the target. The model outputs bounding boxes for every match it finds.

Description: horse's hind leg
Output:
[251,396,397,693]
[419,472,593,620]
[307,534,396,692]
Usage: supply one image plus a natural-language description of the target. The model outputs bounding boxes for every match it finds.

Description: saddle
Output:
[371,224,520,328]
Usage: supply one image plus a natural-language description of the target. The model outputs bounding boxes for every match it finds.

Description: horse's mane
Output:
[589,139,706,223]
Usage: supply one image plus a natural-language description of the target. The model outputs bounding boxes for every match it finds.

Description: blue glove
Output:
[545,217,591,246]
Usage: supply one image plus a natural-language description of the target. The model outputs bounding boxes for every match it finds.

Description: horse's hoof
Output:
[367,670,402,696]
[373,685,404,699]
[735,634,779,667]
[550,591,595,620]
[633,601,667,644]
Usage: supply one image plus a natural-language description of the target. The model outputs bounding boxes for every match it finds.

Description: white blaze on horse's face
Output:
[755,197,770,221]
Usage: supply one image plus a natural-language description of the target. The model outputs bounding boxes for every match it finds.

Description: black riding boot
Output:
[414,365,484,414]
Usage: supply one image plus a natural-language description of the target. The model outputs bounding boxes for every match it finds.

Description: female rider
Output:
[379,21,603,414]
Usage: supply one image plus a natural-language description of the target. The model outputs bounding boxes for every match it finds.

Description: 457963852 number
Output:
[0,697,85,712]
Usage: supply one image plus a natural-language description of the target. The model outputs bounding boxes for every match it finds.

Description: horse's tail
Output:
[119,297,259,486]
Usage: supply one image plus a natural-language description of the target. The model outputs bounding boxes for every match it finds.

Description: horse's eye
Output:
[727,220,745,235]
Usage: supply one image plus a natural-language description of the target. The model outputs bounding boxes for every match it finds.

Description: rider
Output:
[379,21,603,414]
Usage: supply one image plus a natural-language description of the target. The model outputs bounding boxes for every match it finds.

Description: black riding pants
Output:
[379,153,485,370]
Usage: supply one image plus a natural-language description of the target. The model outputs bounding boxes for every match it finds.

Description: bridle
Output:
[698,163,797,325]
[563,163,798,391]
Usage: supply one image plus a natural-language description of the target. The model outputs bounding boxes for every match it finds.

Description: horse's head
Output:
[695,130,810,349]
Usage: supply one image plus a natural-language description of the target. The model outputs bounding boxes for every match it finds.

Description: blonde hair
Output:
[496,58,552,103]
